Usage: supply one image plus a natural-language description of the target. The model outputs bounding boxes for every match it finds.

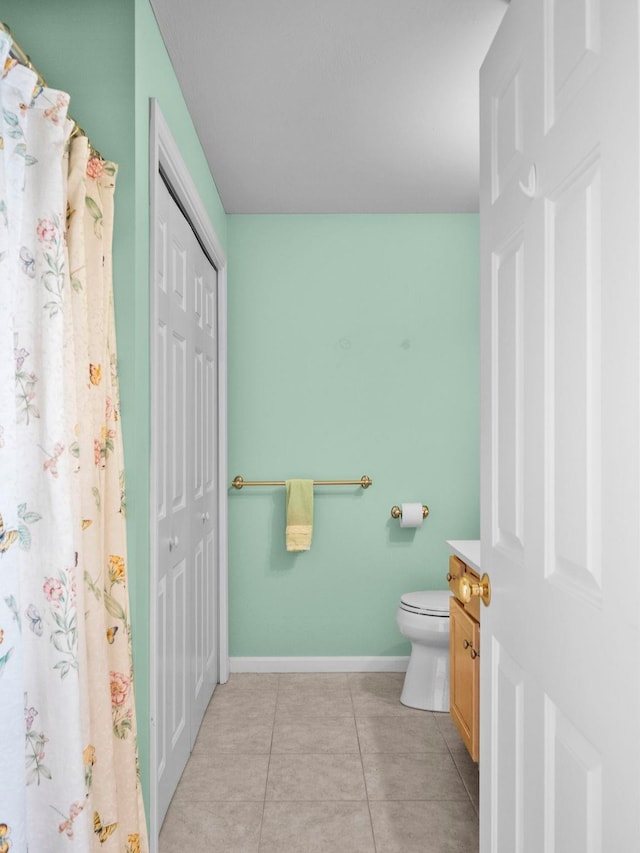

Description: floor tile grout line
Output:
[348,679,367,797]
[352,690,379,853]
[443,735,477,813]
[433,713,479,807]
[257,676,282,852]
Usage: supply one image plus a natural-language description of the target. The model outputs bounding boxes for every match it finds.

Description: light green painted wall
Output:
[227,214,479,657]
[5,0,479,813]
[4,0,227,814]
[132,0,227,802]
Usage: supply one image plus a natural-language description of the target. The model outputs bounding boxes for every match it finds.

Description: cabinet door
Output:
[449,597,480,761]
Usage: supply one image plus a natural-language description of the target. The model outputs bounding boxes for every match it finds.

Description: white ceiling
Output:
[149,0,508,214]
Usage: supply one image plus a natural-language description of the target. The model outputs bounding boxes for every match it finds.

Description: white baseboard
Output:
[229,656,409,673]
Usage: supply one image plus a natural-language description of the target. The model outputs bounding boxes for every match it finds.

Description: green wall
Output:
[131,0,227,802]
[5,0,480,819]
[3,0,228,814]
[227,214,479,658]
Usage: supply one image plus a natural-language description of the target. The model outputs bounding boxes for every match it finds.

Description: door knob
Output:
[169,536,179,551]
[201,512,210,523]
[457,573,491,607]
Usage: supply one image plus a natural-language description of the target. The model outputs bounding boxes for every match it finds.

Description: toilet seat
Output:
[399,590,451,616]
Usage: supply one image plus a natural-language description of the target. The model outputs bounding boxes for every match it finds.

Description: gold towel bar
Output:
[232,475,372,490]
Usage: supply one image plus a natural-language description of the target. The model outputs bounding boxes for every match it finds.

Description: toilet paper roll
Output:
[399,503,423,528]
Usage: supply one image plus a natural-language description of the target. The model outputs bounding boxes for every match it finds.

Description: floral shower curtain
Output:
[0,32,148,853]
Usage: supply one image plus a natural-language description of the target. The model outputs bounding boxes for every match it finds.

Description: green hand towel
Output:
[285,479,314,551]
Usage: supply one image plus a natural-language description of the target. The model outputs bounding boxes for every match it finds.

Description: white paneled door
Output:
[480,2,640,851]
[155,176,219,825]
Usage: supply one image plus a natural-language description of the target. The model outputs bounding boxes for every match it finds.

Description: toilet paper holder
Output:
[390,504,429,520]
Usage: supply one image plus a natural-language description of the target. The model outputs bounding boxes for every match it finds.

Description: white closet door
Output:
[155,176,219,823]
[190,216,219,741]
[480,2,640,851]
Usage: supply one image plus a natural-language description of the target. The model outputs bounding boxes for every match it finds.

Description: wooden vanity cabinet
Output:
[448,555,480,762]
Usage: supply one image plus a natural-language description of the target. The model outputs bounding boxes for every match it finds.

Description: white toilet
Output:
[396,590,452,712]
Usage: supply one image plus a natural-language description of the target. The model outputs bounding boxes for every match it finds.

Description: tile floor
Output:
[159,672,479,853]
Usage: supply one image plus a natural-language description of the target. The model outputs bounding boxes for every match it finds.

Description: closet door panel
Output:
[156,178,192,822]
[190,234,219,739]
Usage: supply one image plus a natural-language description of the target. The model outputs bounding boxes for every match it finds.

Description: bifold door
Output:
[154,175,219,824]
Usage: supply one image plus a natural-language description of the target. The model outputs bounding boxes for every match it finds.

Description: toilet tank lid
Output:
[400,590,451,615]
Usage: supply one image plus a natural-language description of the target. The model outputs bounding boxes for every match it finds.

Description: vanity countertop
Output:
[446,539,481,574]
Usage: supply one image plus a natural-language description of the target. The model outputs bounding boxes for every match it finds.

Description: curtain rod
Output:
[0,21,103,160]
[231,475,373,490]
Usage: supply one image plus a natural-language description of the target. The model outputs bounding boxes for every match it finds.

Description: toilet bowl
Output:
[396,590,451,712]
